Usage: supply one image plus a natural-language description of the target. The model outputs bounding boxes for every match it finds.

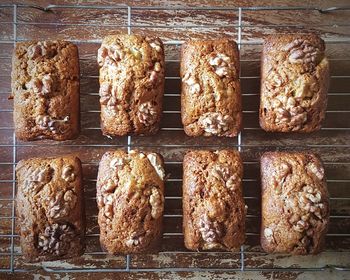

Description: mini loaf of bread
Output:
[261,152,330,254]
[183,150,246,251]
[97,34,164,136]
[181,39,242,137]
[11,41,80,140]
[96,150,165,254]
[259,34,329,132]
[16,156,85,262]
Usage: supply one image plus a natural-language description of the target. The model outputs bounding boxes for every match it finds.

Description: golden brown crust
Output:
[260,151,330,255]
[16,155,85,262]
[96,150,165,254]
[11,41,80,140]
[183,150,245,251]
[97,34,165,136]
[259,33,329,132]
[180,39,242,137]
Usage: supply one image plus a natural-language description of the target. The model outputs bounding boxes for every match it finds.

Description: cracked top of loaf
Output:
[259,33,329,132]
[97,34,164,136]
[11,40,80,140]
[181,39,242,137]
[96,149,165,254]
[260,151,330,254]
[16,155,85,262]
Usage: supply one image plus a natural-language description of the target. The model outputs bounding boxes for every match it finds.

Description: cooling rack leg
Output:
[126,254,131,272]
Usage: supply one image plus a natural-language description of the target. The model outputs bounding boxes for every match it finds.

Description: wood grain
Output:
[0,0,350,279]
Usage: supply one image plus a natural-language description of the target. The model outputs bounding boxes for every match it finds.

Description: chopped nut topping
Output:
[98,44,123,68]
[23,166,53,194]
[38,223,76,256]
[273,161,291,192]
[293,220,309,232]
[283,184,326,235]
[149,70,158,84]
[198,214,222,244]
[189,83,201,94]
[31,74,53,96]
[62,165,76,182]
[41,74,53,95]
[286,96,296,108]
[199,112,233,135]
[209,53,232,78]
[102,194,114,219]
[212,164,241,192]
[139,153,146,159]
[154,62,161,72]
[149,187,164,219]
[185,76,196,86]
[27,42,47,59]
[147,153,165,180]
[215,67,229,77]
[36,115,70,134]
[146,37,162,52]
[150,43,162,52]
[97,178,117,209]
[104,56,118,71]
[182,72,201,95]
[99,82,112,105]
[110,157,124,169]
[125,230,146,247]
[264,228,274,239]
[36,115,50,129]
[48,190,77,219]
[226,174,240,191]
[306,161,324,180]
[96,195,104,207]
[97,45,108,66]
[108,44,123,61]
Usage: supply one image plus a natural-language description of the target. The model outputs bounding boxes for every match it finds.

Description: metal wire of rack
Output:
[0,3,349,274]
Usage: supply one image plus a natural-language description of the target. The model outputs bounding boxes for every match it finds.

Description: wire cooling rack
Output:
[0,3,349,274]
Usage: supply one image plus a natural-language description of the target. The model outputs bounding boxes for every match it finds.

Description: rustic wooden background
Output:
[0,0,349,279]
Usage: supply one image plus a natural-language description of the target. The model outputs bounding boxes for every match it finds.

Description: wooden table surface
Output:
[0,0,349,279]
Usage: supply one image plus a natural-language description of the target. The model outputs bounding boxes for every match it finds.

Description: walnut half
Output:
[198,214,222,244]
[284,39,321,66]
[137,102,158,126]
[48,189,78,220]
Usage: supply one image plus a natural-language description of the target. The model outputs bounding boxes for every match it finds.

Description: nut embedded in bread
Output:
[259,33,330,132]
[260,151,330,254]
[11,40,80,140]
[15,155,85,262]
[180,39,242,137]
[96,150,165,254]
[183,150,246,251]
[97,34,165,136]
